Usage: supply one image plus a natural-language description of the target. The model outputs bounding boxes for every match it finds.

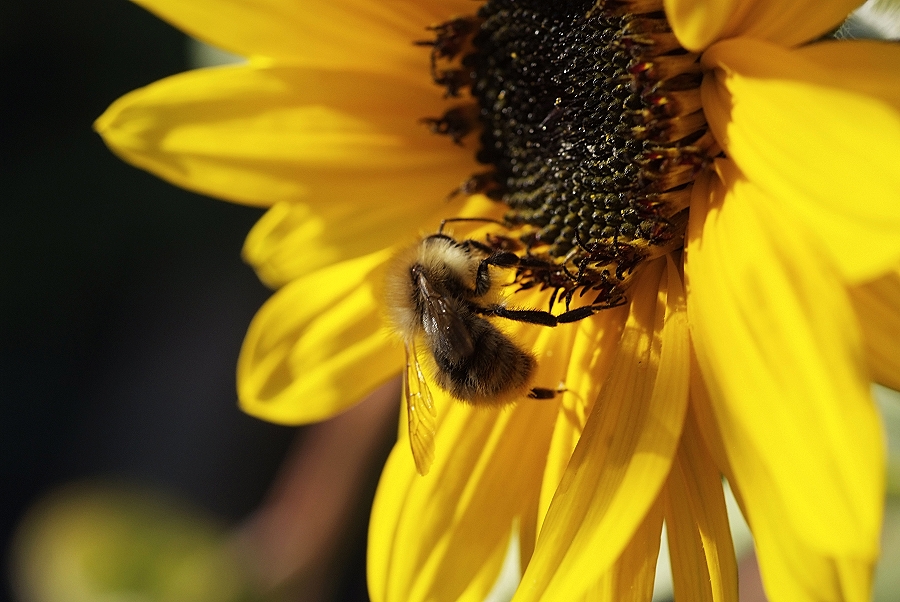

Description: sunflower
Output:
[96,0,900,600]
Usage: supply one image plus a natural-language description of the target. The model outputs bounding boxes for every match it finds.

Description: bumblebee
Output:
[385,232,560,474]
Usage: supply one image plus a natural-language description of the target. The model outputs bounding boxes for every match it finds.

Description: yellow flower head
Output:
[96,0,900,600]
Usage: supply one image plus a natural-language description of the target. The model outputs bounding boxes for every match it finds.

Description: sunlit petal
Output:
[663,406,738,602]
[533,301,629,547]
[664,0,739,52]
[686,162,884,558]
[850,267,900,391]
[690,370,877,601]
[237,249,401,423]
[582,499,664,602]
[701,38,900,283]
[368,392,559,602]
[734,467,876,602]
[244,194,495,289]
[512,256,689,602]
[133,0,470,74]
[667,0,863,50]
[95,64,466,207]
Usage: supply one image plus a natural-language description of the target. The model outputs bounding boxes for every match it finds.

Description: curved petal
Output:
[662,407,738,602]
[685,161,884,558]
[725,0,862,47]
[666,0,863,50]
[689,369,878,602]
[512,256,690,602]
[581,498,664,601]
[244,194,497,289]
[133,0,469,73]
[534,300,629,522]
[850,267,900,392]
[664,0,740,52]
[701,38,900,283]
[750,500,876,602]
[367,390,560,602]
[533,302,629,548]
[237,249,402,424]
[95,64,468,207]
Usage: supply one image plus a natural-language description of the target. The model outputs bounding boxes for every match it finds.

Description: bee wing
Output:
[404,339,437,476]
[417,272,475,362]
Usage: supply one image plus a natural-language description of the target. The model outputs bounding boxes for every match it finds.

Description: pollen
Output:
[419,0,712,313]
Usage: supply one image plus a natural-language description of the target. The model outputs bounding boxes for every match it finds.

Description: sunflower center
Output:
[420,0,711,310]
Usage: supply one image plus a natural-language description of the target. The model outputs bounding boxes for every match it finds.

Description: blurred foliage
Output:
[11,481,265,602]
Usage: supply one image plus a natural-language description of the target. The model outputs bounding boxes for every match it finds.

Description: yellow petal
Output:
[243,192,493,289]
[133,0,467,73]
[690,370,878,602]
[850,267,900,391]
[95,64,465,207]
[512,256,690,602]
[685,161,885,558]
[368,392,560,602]
[662,407,738,602]
[747,468,878,602]
[534,303,629,545]
[666,0,862,50]
[664,0,740,52]
[237,249,402,423]
[687,352,734,481]
[582,499,664,602]
[701,38,900,283]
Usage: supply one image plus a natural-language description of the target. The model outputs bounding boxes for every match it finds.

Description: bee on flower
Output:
[97,0,900,600]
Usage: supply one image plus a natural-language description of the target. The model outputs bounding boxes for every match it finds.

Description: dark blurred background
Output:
[0,1,331,600]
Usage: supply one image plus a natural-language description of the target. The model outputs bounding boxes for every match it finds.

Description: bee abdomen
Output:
[431,317,535,405]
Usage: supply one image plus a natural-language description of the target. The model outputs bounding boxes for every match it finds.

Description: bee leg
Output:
[486,251,520,268]
[478,305,558,327]
[471,250,523,296]
[556,305,595,323]
[528,387,557,399]
[556,295,628,323]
